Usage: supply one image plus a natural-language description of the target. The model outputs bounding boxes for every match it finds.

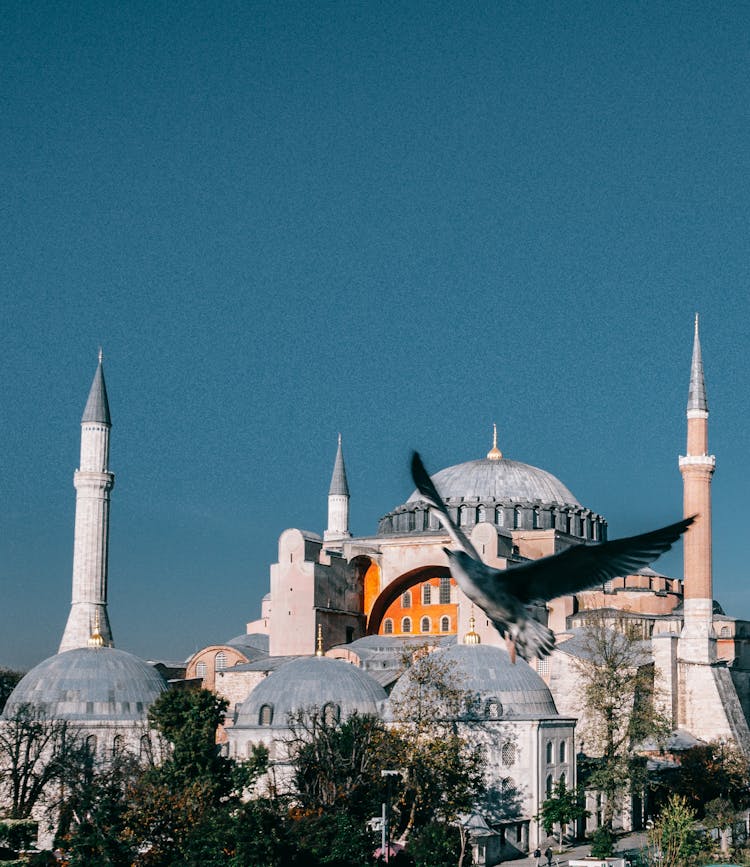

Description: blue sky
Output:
[2,2,749,669]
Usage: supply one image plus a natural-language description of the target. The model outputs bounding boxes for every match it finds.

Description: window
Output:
[422,584,432,605]
[322,703,340,725]
[501,742,515,766]
[86,735,98,754]
[402,591,411,608]
[559,771,567,787]
[559,741,567,763]
[720,626,731,637]
[383,618,394,634]
[196,661,207,677]
[546,774,553,796]
[458,505,468,526]
[139,735,150,758]
[112,735,124,756]
[533,508,540,529]
[514,507,522,529]
[440,616,450,632]
[402,617,412,633]
[259,704,273,726]
[546,741,553,763]
[477,505,486,522]
[496,507,505,526]
[487,699,503,719]
[537,657,549,676]
[215,651,227,671]
[439,575,451,604]
[420,616,430,633]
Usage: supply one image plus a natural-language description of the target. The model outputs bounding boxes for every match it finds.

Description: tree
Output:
[0,669,24,714]
[660,741,750,816]
[647,794,700,867]
[538,780,588,848]
[572,612,670,828]
[0,702,75,819]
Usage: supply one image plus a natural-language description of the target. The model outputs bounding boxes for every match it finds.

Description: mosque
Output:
[4,319,750,861]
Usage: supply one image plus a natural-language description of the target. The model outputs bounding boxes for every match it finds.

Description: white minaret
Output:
[324,433,351,542]
[59,352,115,652]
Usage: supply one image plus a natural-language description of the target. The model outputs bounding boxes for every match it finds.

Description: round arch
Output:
[366,565,451,635]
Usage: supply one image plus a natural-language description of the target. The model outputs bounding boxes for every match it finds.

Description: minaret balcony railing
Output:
[678,454,716,468]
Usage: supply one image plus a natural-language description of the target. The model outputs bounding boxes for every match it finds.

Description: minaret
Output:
[59,352,115,652]
[678,315,716,662]
[324,433,351,542]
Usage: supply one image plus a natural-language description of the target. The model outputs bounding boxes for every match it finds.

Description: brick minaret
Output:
[678,315,716,663]
[59,353,115,652]
[324,433,351,542]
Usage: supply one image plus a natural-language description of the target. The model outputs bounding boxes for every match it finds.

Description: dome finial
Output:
[98,346,103,364]
[486,423,503,460]
[315,623,324,656]
[464,608,481,645]
[88,610,105,647]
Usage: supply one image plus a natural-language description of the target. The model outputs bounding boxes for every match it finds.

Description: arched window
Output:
[501,742,515,766]
[546,741,553,763]
[533,508,540,529]
[322,703,340,725]
[259,704,273,726]
[720,626,731,637]
[439,575,451,604]
[477,505,486,522]
[514,507,522,529]
[196,661,207,677]
[559,771,567,788]
[496,507,505,526]
[112,734,124,756]
[458,505,468,526]
[215,651,227,671]
[86,735,97,755]
[402,591,412,608]
[546,774,553,796]
[420,616,430,633]
[422,584,432,605]
[440,616,450,632]
[402,617,412,633]
[487,699,503,719]
[139,734,151,758]
[383,618,394,634]
[559,740,567,763]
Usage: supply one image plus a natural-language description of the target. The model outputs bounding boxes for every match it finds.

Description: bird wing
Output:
[500,516,695,603]
[411,452,481,560]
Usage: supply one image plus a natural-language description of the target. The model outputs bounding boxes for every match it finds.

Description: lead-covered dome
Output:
[389,643,558,719]
[3,647,167,722]
[234,656,387,729]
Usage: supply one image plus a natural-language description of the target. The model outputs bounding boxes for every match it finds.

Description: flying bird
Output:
[411,451,694,662]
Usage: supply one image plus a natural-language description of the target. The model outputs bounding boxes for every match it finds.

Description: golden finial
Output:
[88,610,105,647]
[486,423,503,461]
[98,346,103,364]
[464,614,481,645]
[315,623,324,657]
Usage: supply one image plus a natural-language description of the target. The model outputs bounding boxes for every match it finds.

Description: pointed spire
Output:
[486,423,503,461]
[687,314,708,413]
[328,433,350,496]
[82,353,111,425]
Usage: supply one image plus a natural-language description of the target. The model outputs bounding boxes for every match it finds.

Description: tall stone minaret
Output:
[678,314,716,663]
[59,352,115,652]
[324,433,351,542]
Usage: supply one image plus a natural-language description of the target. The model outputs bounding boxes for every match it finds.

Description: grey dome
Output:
[235,656,387,729]
[3,647,167,722]
[408,459,580,507]
[389,643,558,719]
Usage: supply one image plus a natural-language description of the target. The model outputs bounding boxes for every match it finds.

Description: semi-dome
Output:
[3,647,167,722]
[408,458,580,507]
[389,643,558,719]
[234,655,387,729]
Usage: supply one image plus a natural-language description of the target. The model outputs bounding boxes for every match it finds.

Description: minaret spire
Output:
[486,423,503,460]
[59,354,115,652]
[678,315,716,663]
[324,433,351,542]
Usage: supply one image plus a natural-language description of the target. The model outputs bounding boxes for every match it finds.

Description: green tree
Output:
[648,794,699,867]
[702,797,738,857]
[660,741,750,815]
[573,613,670,828]
[0,669,24,714]
[408,821,464,867]
[538,780,588,848]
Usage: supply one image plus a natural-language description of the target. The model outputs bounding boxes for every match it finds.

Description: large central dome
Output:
[407,458,581,508]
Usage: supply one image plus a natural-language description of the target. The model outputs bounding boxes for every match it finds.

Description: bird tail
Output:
[511,615,556,662]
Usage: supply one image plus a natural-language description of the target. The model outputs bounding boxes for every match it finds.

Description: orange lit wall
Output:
[378,575,457,636]
[363,561,381,617]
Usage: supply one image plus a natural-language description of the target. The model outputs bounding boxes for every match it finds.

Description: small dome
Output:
[235,656,387,728]
[3,647,167,722]
[408,458,580,507]
[389,644,558,718]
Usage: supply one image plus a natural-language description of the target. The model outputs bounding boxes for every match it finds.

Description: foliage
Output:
[647,794,700,867]
[538,780,588,847]
[572,612,671,827]
[703,797,739,856]
[658,742,750,816]
[0,818,38,851]
[389,646,486,836]
[589,825,616,858]
[0,702,76,819]
[0,671,24,715]
[408,821,466,867]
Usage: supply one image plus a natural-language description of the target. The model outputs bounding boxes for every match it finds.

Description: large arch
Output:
[366,565,451,635]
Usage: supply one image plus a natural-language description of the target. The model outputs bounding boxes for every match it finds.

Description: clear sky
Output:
[2,2,749,670]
